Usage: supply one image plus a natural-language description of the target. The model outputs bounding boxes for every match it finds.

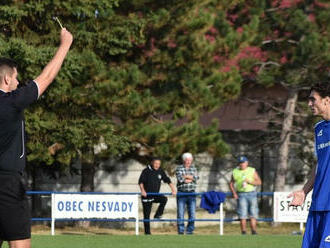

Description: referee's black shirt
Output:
[138,165,172,193]
[0,81,38,172]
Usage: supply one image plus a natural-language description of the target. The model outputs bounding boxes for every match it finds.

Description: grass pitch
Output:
[2,235,302,248]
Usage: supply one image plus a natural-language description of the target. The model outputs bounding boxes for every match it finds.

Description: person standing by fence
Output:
[176,152,199,235]
[229,156,262,235]
[138,157,176,235]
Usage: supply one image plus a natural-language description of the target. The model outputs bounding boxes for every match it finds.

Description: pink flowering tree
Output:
[227,0,330,191]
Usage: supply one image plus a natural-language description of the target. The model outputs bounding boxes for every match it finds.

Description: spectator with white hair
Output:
[176,152,199,235]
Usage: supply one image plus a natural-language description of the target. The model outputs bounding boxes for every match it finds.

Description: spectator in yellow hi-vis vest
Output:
[229,156,262,235]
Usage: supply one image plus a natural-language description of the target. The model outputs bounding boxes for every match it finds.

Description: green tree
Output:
[105,0,247,164]
[0,0,131,192]
[257,1,330,191]
[223,0,330,191]
[0,0,253,192]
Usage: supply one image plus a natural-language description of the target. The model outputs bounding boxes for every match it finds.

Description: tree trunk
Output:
[31,165,42,218]
[274,88,298,192]
[78,161,95,228]
[26,164,42,219]
[80,161,95,192]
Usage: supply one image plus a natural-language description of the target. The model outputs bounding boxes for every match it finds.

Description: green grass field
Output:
[2,235,302,248]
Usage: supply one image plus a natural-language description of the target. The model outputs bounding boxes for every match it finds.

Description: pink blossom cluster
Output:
[204,26,219,43]
[264,30,292,41]
[205,34,216,43]
[271,0,303,8]
[167,39,177,48]
[144,37,156,57]
[314,0,330,8]
[221,46,267,72]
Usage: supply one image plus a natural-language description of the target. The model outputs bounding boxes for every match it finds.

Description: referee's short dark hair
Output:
[0,58,18,79]
[0,57,18,69]
[310,82,330,98]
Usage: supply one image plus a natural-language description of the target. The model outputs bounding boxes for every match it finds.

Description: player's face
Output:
[152,160,161,170]
[8,68,19,92]
[308,90,329,117]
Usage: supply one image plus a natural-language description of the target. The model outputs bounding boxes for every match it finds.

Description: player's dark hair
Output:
[0,58,18,78]
[0,58,18,69]
[310,82,330,98]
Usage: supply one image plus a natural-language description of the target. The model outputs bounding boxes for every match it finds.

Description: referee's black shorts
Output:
[0,172,31,241]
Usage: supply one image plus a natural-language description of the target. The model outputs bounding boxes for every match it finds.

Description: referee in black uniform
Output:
[0,28,72,248]
[138,158,176,235]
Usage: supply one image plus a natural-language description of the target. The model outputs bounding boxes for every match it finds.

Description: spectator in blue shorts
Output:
[289,82,330,248]
[229,156,262,235]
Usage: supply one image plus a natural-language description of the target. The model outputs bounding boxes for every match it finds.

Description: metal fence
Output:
[27,191,274,235]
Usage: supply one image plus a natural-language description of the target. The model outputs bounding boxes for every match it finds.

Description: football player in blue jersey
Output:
[289,82,330,248]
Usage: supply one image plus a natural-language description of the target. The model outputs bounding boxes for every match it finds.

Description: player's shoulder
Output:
[314,120,326,129]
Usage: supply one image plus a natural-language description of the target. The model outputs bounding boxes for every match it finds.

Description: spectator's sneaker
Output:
[186,232,194,235]
[154,215,162,219]
[242,231,247,235]
[252,230,257,235]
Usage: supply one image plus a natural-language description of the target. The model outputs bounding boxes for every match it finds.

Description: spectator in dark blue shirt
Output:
[138,157,176,234]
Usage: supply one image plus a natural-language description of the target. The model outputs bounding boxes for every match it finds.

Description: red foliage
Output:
[252,66,260,73]
[238,46,268,61]
[143,37,157,57]
[221,65,233,73]
[236,27,244,34]
[220,46,267,72]
[280,55,288,64]
[284,32,292,37]
[213,55,222,63]
[167,39,177,48]
[271,0,303,8]
[314,0,330,8]
[308,14,316,22]
[227,14,239,22]
[205,34,216,43]
[209,26,218,34]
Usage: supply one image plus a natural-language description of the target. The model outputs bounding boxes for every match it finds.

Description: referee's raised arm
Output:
[34,28,73,97]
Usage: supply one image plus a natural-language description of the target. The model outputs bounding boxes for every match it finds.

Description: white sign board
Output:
[51,193,139,235]
[52,194,138,219]
[273,192,312,223]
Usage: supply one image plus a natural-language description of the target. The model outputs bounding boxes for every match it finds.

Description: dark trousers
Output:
[142,195,168,234]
